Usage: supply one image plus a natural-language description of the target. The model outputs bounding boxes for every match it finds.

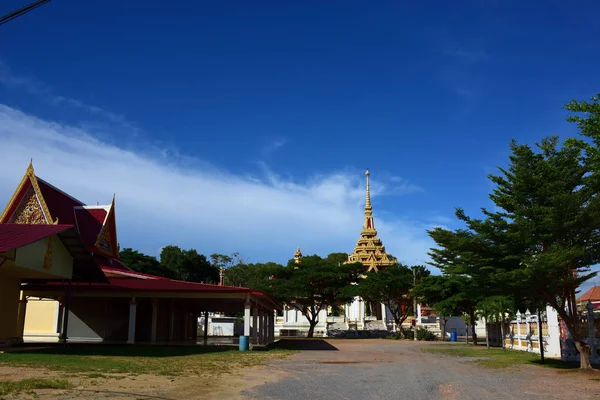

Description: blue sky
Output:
[1,1,600,288]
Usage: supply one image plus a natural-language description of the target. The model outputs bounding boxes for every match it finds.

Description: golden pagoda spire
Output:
[365,169,371,209]
[294,247,303,264]
[346,170,394,272]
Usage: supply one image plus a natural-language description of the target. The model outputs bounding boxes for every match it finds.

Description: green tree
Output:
[436,98,600,368]
[414,274,482,344]
[271,254,363,337]
[476,298,497,349]
[118,248,176,278]
[325,252,349,266]
[160,245,219,284]
[359,264,423,331]
[488,296,515,350]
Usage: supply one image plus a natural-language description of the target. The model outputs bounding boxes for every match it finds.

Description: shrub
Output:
[417,326,437,341]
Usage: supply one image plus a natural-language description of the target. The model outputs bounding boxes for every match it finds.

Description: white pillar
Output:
[244,302,251,336]
[381,303,387,327]
[252,306,258,345]
[16,298,28,341]
[127,298,137,344]
[151,299,158,343]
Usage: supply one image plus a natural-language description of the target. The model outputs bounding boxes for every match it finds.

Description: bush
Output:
[387,333,402,340]
[403,330,414,340]
[417,326,437,341]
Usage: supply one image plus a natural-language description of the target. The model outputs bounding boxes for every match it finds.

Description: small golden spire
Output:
[294,247,303,264]
[219,267,225,286]
[365,169,371,209]
[27,159,34,175]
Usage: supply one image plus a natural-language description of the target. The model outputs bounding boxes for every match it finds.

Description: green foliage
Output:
[223,262,283,290]
[160,245,219,284]
[417,326,437,341]
[414,274,481,342]
[119,248,176,278]
[270,254,364,337]
[359,264,425,327]
[386,333,402,340]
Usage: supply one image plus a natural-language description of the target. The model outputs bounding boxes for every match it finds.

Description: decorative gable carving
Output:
[12,188,48,224]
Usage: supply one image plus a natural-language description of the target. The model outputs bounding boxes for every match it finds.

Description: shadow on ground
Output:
[5,344,233,357]
[272,339,338,351]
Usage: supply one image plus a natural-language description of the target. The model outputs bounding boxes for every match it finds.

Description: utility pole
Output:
[413,267,417,341]
[0,0,52,27]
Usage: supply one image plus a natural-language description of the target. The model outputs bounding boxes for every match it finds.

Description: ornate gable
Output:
[1,161,54,225]
[94,196,119,258]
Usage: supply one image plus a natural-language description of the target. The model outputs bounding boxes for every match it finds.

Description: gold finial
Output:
[294,247,303,264]
[219,267,225,286]
[365,169,371,209]
[27,159,34,175]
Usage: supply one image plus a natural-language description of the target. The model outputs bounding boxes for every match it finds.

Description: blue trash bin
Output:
[450,332,457,342]
[239,335,250,351]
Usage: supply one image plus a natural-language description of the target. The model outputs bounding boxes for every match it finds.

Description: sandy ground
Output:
[1,340,599,399]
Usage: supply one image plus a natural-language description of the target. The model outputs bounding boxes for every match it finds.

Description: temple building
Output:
[275,170,397,337]
[0,162,279,346]
[345,170,396,329]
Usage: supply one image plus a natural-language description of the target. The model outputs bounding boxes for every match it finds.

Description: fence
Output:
[504,306,561,358]
[559,300,600,363]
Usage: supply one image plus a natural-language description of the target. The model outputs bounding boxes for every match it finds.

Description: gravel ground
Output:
[242,339,600,400]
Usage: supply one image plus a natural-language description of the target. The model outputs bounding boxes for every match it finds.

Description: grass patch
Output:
[0,345,295,377]
[0,378,71,395]
[423,345,580,370]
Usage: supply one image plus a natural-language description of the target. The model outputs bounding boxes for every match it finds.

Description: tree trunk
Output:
[485,319,490,349]
[574,341,593,369]
[500,317,505,350]
[307,320,316,338]
[470,311,478,345]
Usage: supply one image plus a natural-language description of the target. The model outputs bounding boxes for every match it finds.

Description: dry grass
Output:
[0,345,295,377]
[0,378,71,396]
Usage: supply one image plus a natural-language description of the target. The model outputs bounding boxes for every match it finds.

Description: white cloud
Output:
[261,138,287,155]
[0,104,437,267]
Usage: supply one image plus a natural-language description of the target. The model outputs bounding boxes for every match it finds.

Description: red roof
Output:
[0,224,74,252]
[94,255,132,272]
[74,208,106,247]
[37,178,84,225]
[578,286,600,302]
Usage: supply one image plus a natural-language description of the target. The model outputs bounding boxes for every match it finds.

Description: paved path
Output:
[242,339,600,400]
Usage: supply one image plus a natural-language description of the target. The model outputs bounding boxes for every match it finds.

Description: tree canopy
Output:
[270,254,363,337]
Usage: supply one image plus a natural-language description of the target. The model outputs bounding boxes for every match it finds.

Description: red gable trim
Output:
[0,224,74,252]
[1,180,32,224]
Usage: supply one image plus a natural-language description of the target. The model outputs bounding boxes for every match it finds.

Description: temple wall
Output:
[23,298,59,342]
[0,275,20,344]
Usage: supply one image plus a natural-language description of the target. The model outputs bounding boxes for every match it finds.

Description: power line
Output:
[0,0,52,27]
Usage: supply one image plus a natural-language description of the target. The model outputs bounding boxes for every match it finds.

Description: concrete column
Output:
[183,303,189,340]
[192,311,199,341]
[252,306,258,345]
[264,313,270,344]
[203,310,209,345]
[169,299,175,341]
[244,302,251,336]
[16,297,28,341]
[151,299,158,343]
[127,298,137,344]
[381,303,387,327]
[269,310,275,343]
[258,309,264,345]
